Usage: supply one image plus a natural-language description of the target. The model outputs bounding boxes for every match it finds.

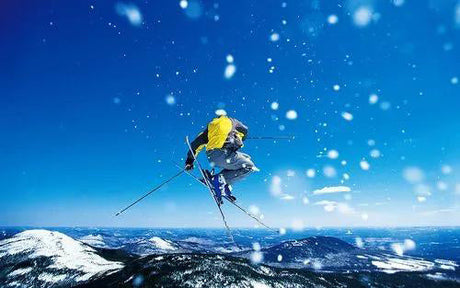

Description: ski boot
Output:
[223,183,236,203]
[202,170,225,205]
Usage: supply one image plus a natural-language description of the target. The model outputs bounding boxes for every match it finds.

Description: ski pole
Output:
[115,170,185,216]
[246,136,295,140]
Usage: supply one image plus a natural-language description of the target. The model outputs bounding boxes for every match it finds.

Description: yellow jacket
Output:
[186,116,248,160]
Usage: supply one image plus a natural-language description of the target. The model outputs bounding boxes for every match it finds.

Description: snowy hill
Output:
[121,236,181,256]
[82,253,458,288]
[1,230,458,287]
[237,236,450,273]
[0,230,123,287]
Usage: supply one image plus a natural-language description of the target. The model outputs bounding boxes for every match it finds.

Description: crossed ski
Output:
[177,163,277,233]
[115,136,278,248]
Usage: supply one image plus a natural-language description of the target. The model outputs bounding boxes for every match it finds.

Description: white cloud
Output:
[280,194,295,201]
[312,186,351,195]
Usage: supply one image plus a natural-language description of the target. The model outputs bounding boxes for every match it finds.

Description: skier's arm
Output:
[185,128,209,169]
[234,120,248,141]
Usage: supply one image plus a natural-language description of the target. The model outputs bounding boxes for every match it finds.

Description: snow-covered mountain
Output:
[237,236,453,273]
[1,230,458,288]
[121,236,182,255]
[0,230,123,287]
[84,253,458,288]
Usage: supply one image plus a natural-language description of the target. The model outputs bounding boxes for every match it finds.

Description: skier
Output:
[185,115,257,203]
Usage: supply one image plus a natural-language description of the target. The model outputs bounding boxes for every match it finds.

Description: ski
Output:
[185,136,239,247]
[178,164,278,233]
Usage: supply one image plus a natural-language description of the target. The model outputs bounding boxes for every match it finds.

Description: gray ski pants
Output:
[206,149,255,185]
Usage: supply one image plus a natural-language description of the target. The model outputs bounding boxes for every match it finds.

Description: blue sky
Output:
[0,0,459,228]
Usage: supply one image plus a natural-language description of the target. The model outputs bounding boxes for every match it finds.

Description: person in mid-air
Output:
[185,115,258,203]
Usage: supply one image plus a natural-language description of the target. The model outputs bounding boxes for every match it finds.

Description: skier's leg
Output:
[218,151,256,185]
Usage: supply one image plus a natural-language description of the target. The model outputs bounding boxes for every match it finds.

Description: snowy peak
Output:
[149,236,177,250]
[122,236,180,256]
[0,229,123,287]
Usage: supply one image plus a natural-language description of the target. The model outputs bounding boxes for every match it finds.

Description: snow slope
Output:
[0,229,123,287]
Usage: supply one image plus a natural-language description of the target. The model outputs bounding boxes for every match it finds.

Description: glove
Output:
[185,157,194,171]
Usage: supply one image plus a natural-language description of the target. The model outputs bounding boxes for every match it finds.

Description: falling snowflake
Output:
[380,101,391,111]
[355,237,364,248]
[165,94,176,105]
[226,54,234,63]
[271,102,279,110]
[286,110,298,120]
[341,112,353,121]
[224,64,236,79]
[327,14,338,24]
[270,32,280,42]
[360,160,370,171]
[323,166,337,178]
[369,93,379,104]
[302,196,309,205]
[402,167,424,183]
[115,2,143,26]
[306,169,316,178]
[417,196,426,202]
[370,149,381,158]
[327,149,339,159]
[391,243,404,256]
[441,165,452,175]
[392,0,405,7]
[250,252,263,264]
[179,0,188,9]
[270,176,282,196]
[353,6,373,27]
